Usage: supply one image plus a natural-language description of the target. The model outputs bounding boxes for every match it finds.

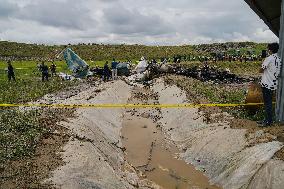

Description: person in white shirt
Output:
[258,43,281,127]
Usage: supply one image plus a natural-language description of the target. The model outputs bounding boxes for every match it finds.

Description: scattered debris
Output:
[58,72,75,81]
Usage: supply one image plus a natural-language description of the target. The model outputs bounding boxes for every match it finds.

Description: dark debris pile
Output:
[148,64,251,84]
[174,66,250,84]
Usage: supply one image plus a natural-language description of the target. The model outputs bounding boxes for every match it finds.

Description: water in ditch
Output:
[121,116,221,189]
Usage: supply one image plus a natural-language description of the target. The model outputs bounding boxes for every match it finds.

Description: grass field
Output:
[0,110,42,162]
[0,59,262,104]
[0,60,79,169]
[0,59,120,104]
[0,41,267,62]
[0,61,76,104]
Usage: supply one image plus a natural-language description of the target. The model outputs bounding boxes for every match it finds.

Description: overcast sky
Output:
[0,0,279,45]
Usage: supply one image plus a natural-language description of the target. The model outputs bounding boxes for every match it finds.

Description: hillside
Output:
[0,41,267,61]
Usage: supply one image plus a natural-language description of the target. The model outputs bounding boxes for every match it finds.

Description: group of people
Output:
[36,61,57,81]
[5,61,57,82]
[102,58,129,81]
[102,59,116,81]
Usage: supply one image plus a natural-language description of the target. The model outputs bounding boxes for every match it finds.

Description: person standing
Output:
[111,58,118,80]
[7,60,15,81]
[50,62,57,77]
[40,61,49,82]
[258,43,281,127]
[103,61,111,81]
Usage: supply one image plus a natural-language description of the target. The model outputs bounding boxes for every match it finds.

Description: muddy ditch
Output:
[121,86,221,189]
[42,80,224,189]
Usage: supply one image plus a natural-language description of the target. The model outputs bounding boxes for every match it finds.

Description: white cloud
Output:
[252,28,279,42]
[0,0,278,45]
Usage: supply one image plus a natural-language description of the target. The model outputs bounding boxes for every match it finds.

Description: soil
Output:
[0,108,74,189]
[0,81,105,189]
[230,118,284,160]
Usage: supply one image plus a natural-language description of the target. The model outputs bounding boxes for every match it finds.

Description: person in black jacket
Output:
[50,62,57,77]
[103,61,111,81]
[7,61,15,81]
[40,61,49,81]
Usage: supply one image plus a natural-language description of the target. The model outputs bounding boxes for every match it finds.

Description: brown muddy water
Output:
[121,116,221,189]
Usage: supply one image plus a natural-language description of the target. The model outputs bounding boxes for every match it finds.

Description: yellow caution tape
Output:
[0,103,266,108]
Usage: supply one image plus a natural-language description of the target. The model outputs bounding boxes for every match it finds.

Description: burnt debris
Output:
[175,66,249,84]
[147,63,250,84]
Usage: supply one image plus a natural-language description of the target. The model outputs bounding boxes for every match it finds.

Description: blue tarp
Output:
[63,48,89,78]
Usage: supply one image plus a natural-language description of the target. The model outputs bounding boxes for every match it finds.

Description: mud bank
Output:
[46,81,156,189]
[153,79,284,189]
[45,80,220,189]
[42,78,284,189]
[122,87,220,189]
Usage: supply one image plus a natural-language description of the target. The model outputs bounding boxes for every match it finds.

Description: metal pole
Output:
[276,0,284,123]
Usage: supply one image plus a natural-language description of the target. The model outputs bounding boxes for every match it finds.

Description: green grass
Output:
[229,107,266,121]
[164,75,267,121]
[0,41,195,61]
[1,41,266,62]
[0,60,80,166]
[0,60,70,77]
[165,76,246,104]
[0,59,140,104]
[0,78,79,104]
[0,61,81,104]
[207,61,261,76]
[0,110,43,163]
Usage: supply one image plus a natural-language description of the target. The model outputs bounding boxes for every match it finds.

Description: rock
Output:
[125,172,139,187]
